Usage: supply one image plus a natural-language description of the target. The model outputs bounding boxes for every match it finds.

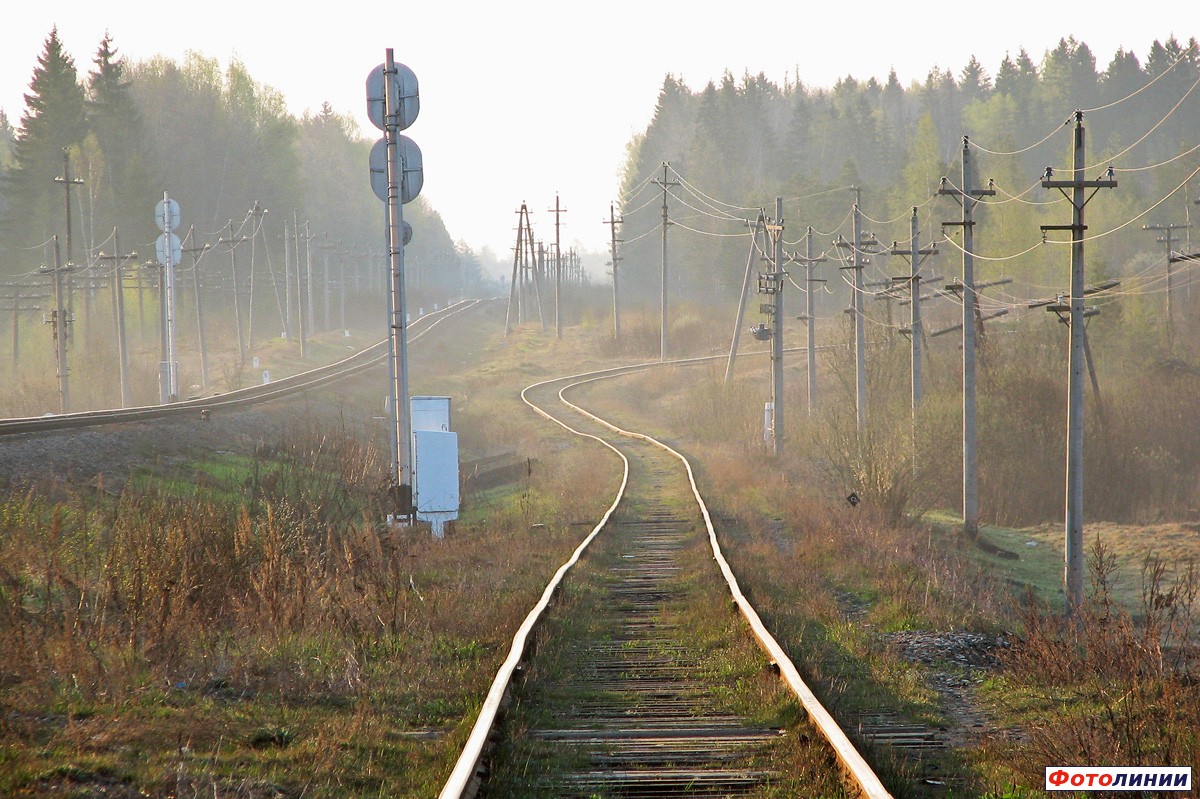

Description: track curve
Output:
[440,363,893,798]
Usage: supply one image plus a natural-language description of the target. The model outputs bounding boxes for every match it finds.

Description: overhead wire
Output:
[1081,40,1199,114]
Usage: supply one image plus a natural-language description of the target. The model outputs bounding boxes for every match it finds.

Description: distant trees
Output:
[0,29,477,308]
[617,35,1200,305]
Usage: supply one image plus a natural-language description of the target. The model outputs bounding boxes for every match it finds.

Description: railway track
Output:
[0,299,484,436]
[440,366,893,798]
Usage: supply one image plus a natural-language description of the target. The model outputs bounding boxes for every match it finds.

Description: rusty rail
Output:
[439,355,894,799]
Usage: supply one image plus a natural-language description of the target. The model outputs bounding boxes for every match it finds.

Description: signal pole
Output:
[651,162,679,361]
[1041,111,1117,621]
[605,203,623,347]
[940,137,995,540]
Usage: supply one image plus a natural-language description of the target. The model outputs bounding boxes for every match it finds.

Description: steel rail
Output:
[0,300,482,437]
[439,352,894,799]
[553,374,895,799]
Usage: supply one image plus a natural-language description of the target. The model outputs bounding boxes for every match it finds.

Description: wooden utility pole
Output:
[1041,111,1117,621]
[651,162,679,361]
[605,203,623,347]
[940,137,995,541]
[94,228,137,407]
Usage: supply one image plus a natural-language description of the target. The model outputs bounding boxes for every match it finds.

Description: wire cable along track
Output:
[441,365,892,798]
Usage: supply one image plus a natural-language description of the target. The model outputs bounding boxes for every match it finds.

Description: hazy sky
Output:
[0,2,1192,258]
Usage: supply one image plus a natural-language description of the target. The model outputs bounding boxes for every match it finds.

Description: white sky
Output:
[0,2,1192,258]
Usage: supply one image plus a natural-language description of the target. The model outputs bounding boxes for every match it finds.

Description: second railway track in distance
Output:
[442,368,893,798]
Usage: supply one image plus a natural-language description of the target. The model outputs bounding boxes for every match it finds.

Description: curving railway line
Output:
[0,299,483,436]
[440,364,894,799]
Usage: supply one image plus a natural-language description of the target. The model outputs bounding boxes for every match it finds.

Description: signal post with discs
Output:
[366,50,423,524]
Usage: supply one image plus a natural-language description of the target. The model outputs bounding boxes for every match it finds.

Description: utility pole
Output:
[54,150,84,345]
[248,205,262,350]
[550,194,566,339]
[798,227,828,414]
[219,218,251,362]
[292,211,307,359]
[940,137,995,541]
[605,202,623,347]
[1,283,48,373]
[836,188,878,433]
[1041,111,1117,621]
[889,208,938,412]
[1142,222,1190,346]
[651,162,679,361]
[304,221,316,337]
[767,198,785,455]
[283,220,294,341]
[40,237,71,413]
[726,212,766,384]
[180,227,211,393]
[94,228,136,407]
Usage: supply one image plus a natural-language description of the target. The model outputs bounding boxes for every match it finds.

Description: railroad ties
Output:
[481,447,790,798]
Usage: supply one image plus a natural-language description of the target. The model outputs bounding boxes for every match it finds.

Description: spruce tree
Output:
[1,27,88,273]
[86,32,154,248]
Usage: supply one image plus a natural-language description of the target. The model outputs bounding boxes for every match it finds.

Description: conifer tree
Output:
[1,27,88,273]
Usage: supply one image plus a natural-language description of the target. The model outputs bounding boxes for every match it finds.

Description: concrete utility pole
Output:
[54,150,84,345]
[725,212,766,385]
[247,203,268,350]
[219,218,251,362]
[2,283,48,372]
[798,227,828,415]
[41,237,71,413]
[180,227,211,393]
[1142,222,1190,346]
[605,203,623,347]
[283,220,294,341]
[94,228,136,407]
[1041,111,1117,621]
[550,194,566,339]
[292,211,307,359]
[940,137,995,541]
[836,188,878,434]
[303,221,315,337]
[768,198,785,455]
[889,208,938,412]
[651,162,679,361]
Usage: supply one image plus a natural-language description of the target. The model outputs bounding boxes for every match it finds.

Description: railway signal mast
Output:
[366,49,423,524]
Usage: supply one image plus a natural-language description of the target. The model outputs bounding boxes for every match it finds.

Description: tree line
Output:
[0,28,485,303]
[617,36,1200,306]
